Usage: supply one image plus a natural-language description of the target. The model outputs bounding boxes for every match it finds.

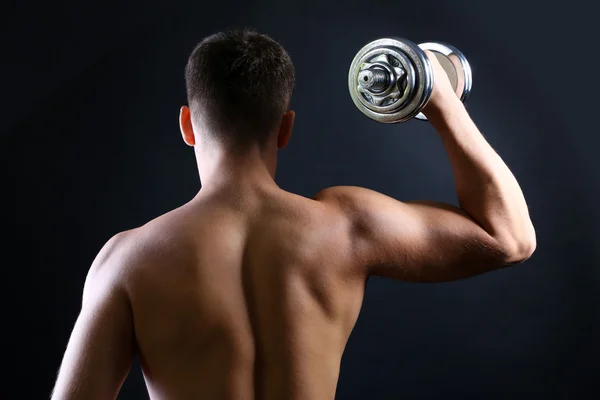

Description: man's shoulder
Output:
[86,229,147,284]
[90,207,193,279]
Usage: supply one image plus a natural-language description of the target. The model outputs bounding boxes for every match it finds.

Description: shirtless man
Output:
[51,29,536,399]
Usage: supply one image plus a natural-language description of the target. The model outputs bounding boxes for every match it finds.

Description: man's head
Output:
[181,29,295,155]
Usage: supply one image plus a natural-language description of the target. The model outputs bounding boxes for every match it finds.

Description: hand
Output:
[422,50,460,116]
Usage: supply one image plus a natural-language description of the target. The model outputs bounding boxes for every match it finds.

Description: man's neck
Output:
[196,145,278,191]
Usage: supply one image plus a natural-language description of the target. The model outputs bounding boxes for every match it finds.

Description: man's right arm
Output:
[315,65,535,282]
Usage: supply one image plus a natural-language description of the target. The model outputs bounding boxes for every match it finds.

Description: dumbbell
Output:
[348,38,472,123]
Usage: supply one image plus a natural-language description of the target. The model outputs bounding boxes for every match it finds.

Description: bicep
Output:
[364,198,509,281]
[52,238,134,400]
[318,187,510,282]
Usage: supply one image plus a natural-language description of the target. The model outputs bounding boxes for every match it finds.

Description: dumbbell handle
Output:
[357,68,390,93]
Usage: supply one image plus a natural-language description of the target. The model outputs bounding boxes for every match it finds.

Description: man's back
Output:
[128,185,366,399]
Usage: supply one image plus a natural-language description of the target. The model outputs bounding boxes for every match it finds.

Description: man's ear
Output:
[277,110,295,149]
[179,106,196,147]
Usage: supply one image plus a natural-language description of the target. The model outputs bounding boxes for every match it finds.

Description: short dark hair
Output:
[185,29,295,151]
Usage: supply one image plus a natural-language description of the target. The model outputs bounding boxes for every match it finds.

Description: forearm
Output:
[425,96,536,257]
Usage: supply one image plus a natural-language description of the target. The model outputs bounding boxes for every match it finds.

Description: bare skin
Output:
[52,52,536,400]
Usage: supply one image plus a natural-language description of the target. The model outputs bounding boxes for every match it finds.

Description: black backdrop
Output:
[2,0,599,398]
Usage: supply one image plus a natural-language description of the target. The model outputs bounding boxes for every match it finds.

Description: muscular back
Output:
[127,186,366,399]
[53,181,529,400]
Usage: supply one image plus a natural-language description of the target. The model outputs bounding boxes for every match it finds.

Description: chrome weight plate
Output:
[415,42,472,121]
[348,38,433,123]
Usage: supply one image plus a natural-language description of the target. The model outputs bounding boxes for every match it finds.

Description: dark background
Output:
[2,0,599,398]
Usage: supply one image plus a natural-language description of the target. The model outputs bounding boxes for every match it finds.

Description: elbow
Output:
[510,239,536,263]
[498,230,537,264]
